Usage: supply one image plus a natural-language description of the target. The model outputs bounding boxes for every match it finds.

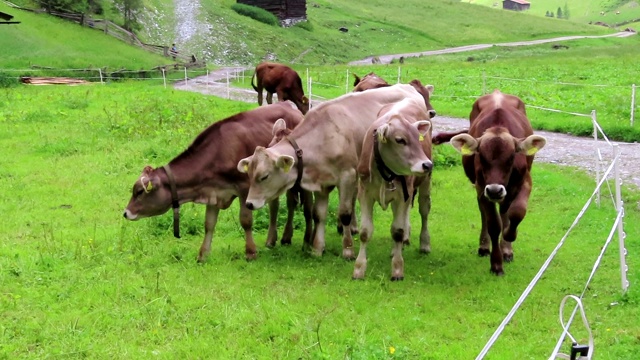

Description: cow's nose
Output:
[246,202,255,210]
[428,110,437,118]
[123,211,127,218]
[484,184,506,202]
[422,161,433,172]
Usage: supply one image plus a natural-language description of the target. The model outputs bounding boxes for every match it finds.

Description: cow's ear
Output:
[451,134,478,155]
[414,120,431,141]
[272,118,287,137]
[301,96,309,104]
[353,73,361,86]
[141,166,154,176]
[425,84,434,95]
[518,135,546,155]
[376,124,390,143]
[237,157,252,174]
[276,155,295,173]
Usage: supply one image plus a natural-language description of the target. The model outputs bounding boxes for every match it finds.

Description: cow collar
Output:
[372,130,410,202]
[285,136,304,194]
[162,164,181,238]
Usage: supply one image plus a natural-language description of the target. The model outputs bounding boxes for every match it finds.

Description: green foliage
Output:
[231,3,279,26]
[112,0,143,31]
[293,20,314,32]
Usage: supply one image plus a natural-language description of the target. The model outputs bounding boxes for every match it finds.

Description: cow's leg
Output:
[301,190,314,252]
[266,91,274,104]
[198,204,220,263]
[257,86,264,106]
[477,199,491,257]
[336,193,359,235]
[500,210,513,262]
[478,197,503,275]
[311,189,330,256]
[265,196,279,248]
[239,196,258,260]
[501,180,532,262]
[280,190,296,246]
[353,187,373,280]
[417,175,432,254]
[390,199,411,281]
[338,172,357,260]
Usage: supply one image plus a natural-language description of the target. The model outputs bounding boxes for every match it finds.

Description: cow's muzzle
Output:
[245,199,265,211]
[123,209,138,220]
[428,110,437,118]
[484,184,506,202]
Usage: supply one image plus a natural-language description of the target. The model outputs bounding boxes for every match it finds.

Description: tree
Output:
[563,3,570,19]
[112,0,142,32]
[557,7,563,19]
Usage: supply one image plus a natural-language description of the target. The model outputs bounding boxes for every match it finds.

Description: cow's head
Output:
[123,166,173,220]
[269,118,292,147]
[353,72,390,92]
[237,146,297,210]
[299,96,310,115]
[408,79,437,118]
[450,128,546,202]
[375,117,433,175]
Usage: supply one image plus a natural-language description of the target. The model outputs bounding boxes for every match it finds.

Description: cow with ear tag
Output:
[123,101,307,262]
[353,97,434,281]
[449,90,546,276]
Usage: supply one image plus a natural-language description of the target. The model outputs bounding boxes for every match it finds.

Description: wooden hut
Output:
[237,0,307,21]
[502,0,531,11]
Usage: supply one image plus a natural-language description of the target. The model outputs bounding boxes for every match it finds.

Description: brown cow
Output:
[449,90,546,275]
[352,72,390,92]
[123,102,309,262]
[353,97,433,280]
[252,62,310,115]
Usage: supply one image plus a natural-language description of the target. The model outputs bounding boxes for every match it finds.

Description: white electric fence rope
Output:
[475,156,619,360]
[551,295,595,360]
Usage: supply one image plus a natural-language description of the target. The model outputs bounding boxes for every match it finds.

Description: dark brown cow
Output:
[123,102,309,262]
[449,90,546,275]
[352,72,390,92]
[252,62,309,114]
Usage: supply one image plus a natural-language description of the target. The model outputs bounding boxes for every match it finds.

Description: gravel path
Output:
[174,67,640,191]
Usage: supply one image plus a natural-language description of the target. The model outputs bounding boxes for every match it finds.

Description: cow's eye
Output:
[395,138,407,145]
[135,189,144,197]
[259,174,269,182]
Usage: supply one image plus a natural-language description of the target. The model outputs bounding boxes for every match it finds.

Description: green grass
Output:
[1,83,639,358]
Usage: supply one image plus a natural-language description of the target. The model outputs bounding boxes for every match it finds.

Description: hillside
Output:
[133,0,612,65]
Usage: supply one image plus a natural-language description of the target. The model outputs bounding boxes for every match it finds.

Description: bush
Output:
[294,20,313,32]
[0,72,19,88]
[231,4,279,26]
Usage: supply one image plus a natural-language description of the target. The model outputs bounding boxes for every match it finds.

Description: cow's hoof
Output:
[478,248,490,257]
[391,276,405,281]
[342,249,356,261]
[419,246,431,254]
[265,242,276,249]
[311,249,324,257]
[280,239,292,246]
[245,253,258,261]
[196,256,207,264]
[490,268,505,276]
[503,253,514,262]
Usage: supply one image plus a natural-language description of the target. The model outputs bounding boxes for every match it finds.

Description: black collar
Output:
[372,130,409,202]
[286,136,304,190]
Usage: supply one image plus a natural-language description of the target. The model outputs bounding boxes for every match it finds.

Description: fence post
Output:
[184,67,187,85]
[397,66,401,84]
[309,77,313,110]
[206,69,210,92]
[346,68,350,94]
[592,110,600,207]
[162,68,166,88]
[98,68,103,84]
[631,84,636,126]
[226,71,230,99]
[614,144,629,293]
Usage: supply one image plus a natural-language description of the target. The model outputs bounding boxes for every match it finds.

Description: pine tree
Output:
[563,3,570,19]
[557,7,563,19]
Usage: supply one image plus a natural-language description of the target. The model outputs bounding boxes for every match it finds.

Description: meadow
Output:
[1,82,639,359]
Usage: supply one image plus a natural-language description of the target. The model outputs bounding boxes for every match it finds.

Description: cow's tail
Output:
[251,72,258,92]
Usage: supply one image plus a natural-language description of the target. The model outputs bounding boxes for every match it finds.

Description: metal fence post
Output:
[614,144,629,292]
[309,77,313,110]
[162,69,166,88]
[397,66,401,84]
[592,110,600,207]
[98,68,104,84]
[631,84,636,126]
[184,67,187,85]
[226,71,230,99]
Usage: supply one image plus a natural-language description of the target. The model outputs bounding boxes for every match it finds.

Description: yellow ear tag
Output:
[282,163,292,173]
[526,147,539,156]
[419,134,425,141]
[377,131,387,144]
[243,164,249,172]
[460,144,474,155]
[145,181,153,192]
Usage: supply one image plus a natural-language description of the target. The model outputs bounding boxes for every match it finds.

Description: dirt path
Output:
[174,48,640,191]
[348,31,636,65]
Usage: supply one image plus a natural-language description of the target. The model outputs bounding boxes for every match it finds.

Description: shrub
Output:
[0,72,19,88]
[294,20,313,32]
[231,4,279,26]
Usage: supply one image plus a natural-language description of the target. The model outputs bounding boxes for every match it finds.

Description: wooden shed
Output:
[237,0,307,20]
[502,0,530,11]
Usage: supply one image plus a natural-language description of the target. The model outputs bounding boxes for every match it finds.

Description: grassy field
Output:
[1,82,639,359]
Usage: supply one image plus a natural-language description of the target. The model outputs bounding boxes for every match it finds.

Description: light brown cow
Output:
[252,62,310,114]
[353,97,433,281]
[237,83,432,260]
[123,102,309,262]
[352,72,390,92]
[449,90,546,275]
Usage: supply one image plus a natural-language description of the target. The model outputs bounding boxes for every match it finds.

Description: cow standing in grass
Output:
[123,102,309,262]
[353,96,434,281]
[252,62,310,114]
[449,90,546,275]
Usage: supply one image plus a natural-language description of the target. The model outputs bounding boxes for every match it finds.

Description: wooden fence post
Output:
[631,84,636,126]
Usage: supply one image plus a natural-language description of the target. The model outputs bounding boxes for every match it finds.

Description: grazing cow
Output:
[449,90,546,275]
[251,62,310,114]
[123,102,309,262]
[352,72,390,92]
[237,83,433,260]
[353,97,433,281]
